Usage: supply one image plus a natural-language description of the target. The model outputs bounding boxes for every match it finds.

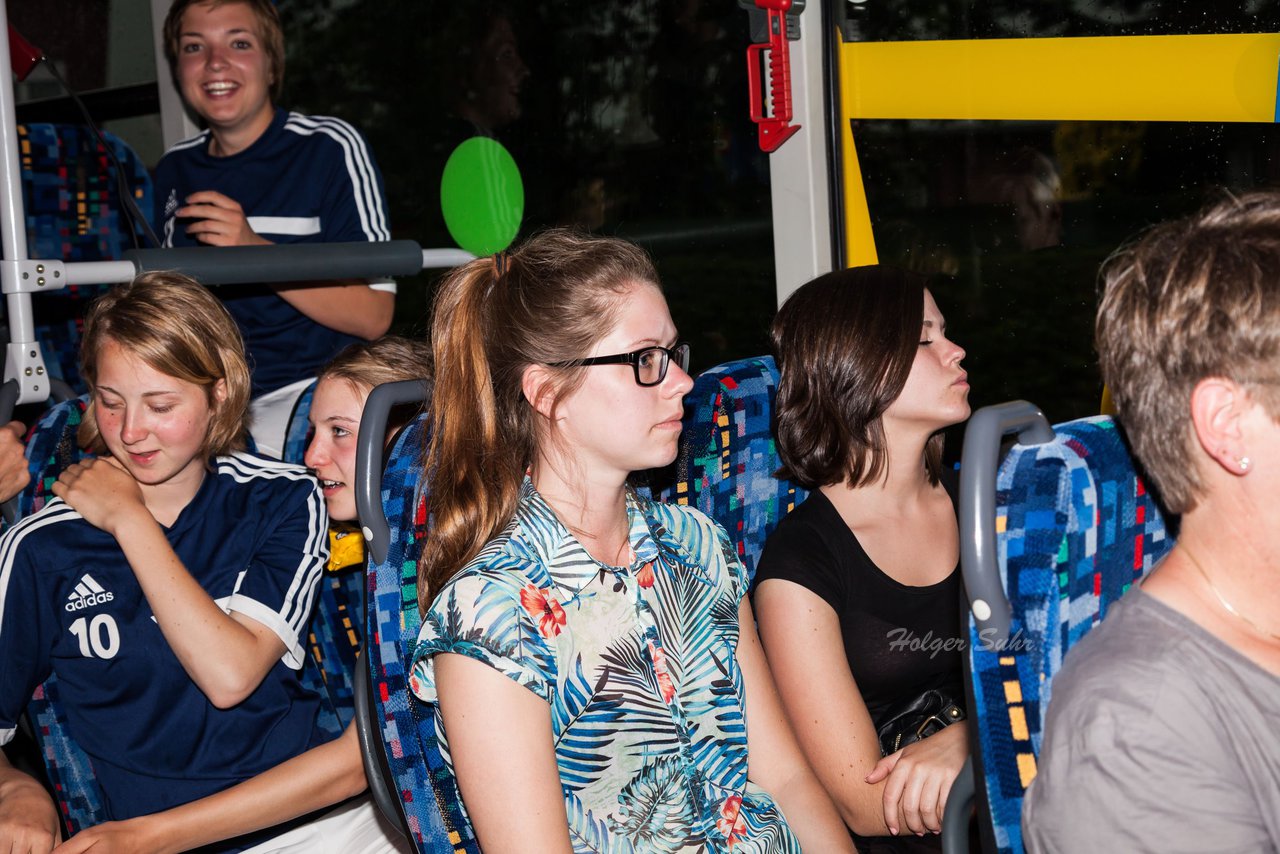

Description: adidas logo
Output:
[164,188,178,218]
[65,574,115,612]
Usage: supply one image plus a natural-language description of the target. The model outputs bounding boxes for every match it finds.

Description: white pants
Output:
[240,795,412,854]
[248,377,315,460]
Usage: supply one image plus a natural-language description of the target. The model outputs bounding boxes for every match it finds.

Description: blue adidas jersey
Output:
[0,453,330,823]
[153,108,394,395]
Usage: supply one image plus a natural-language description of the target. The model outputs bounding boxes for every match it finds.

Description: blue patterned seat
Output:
[279,380,365,734]
[282,381,317,464]
[20,124,152,394]
[16,398,357,835]
[658,355,807,584]
[963,413,1173,854]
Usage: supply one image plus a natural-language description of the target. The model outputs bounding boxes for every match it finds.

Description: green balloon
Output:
[440,136,524,256]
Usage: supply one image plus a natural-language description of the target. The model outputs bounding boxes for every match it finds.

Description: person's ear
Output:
[521,364,557,420]
[1189,377,1251,476]
[212,377,228,404]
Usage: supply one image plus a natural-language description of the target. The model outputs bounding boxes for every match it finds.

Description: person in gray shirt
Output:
[1022,191,1280,852]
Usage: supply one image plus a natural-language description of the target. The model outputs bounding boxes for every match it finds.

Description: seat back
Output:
[18,398,356,834]
[276,379,364,729]
[659,355,807,584]
[282,381,317,464]
[960,409,1173,854]
[357,391,480,854]
[21,124,152,394]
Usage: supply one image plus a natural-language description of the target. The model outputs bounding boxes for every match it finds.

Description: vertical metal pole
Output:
[0,0,28,266]
[0,0,52,404]
[768,1,833,306]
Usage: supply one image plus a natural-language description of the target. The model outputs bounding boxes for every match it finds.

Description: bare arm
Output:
[754,579,967,837]
[737,598,857,853]
[435,653,573,854]
[0,750,61,854]
[177,191,394,340]
[52,458,289,709]
[271,282,393,340]
[52,724,368,854]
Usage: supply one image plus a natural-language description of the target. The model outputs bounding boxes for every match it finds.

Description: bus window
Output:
[12,0,165,164]
[279,0,779,372]
[832,1,1280,425]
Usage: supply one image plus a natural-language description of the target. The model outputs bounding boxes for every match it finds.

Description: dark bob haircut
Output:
[771,264,943,490]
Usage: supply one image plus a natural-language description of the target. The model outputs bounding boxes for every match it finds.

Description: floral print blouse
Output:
[411,478,801,854]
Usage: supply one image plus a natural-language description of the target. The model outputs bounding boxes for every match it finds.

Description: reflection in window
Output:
[858,118,1280,425]
[282,0,777,369]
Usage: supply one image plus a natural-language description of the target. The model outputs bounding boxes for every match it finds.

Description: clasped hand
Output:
[0,772,61,854]
[52,457,149,533]
[176,191,270,247]
[864,720,968,837]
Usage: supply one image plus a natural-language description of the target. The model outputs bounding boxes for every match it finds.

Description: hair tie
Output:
[494,250,508,278]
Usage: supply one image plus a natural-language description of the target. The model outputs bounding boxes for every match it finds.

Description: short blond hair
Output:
[319,336,433,394]
[1096,191,1280,513]
[79,271,251,459]
[319,336,433,435]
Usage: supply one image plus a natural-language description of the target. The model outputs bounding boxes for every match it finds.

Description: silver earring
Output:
[1239,456,1251,472]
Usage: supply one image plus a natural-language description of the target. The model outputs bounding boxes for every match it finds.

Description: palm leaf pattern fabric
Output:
[411,477,801,853]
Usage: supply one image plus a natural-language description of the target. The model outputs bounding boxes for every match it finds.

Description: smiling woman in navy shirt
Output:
[152,0,394,451]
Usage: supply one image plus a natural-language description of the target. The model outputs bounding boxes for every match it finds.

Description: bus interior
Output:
[4,0,1280,851]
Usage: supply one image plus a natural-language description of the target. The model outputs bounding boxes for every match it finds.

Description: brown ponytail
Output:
[418,229,659,612]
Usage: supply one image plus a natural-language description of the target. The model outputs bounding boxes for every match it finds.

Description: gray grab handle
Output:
[959,400,1054,650]
[123,240,426,285]
[353,656,411,838]
[0,377,17,425]
[355,379,430,565]
[940,755,974,854]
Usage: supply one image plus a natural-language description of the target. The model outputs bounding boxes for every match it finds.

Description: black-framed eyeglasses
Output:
[551,342,691,387]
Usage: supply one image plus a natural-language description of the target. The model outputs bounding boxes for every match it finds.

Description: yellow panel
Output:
[838,33,1280,123]
[1003,679,1023,704]
[996,515,1007,534]
[1008,705,1029,741]
[841,128,878,266]
[1017,752,1038,788]
[1100,385,1116,415]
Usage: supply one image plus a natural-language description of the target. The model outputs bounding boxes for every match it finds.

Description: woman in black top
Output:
[754,266,971,852]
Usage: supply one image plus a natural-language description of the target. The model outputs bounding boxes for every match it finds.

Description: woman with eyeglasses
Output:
[408,229,854,853]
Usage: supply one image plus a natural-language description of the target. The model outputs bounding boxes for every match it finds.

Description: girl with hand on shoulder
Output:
[754,266,972,852]
[47,336,431,854]
[0,272,329,854]
[409,229,854,853]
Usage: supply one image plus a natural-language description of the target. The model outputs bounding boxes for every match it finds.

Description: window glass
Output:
[280,0,777,370]
[837,1,1280,431]
[858,118,1280,426]
[841,0,1280,42]
[11,0,164,164]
